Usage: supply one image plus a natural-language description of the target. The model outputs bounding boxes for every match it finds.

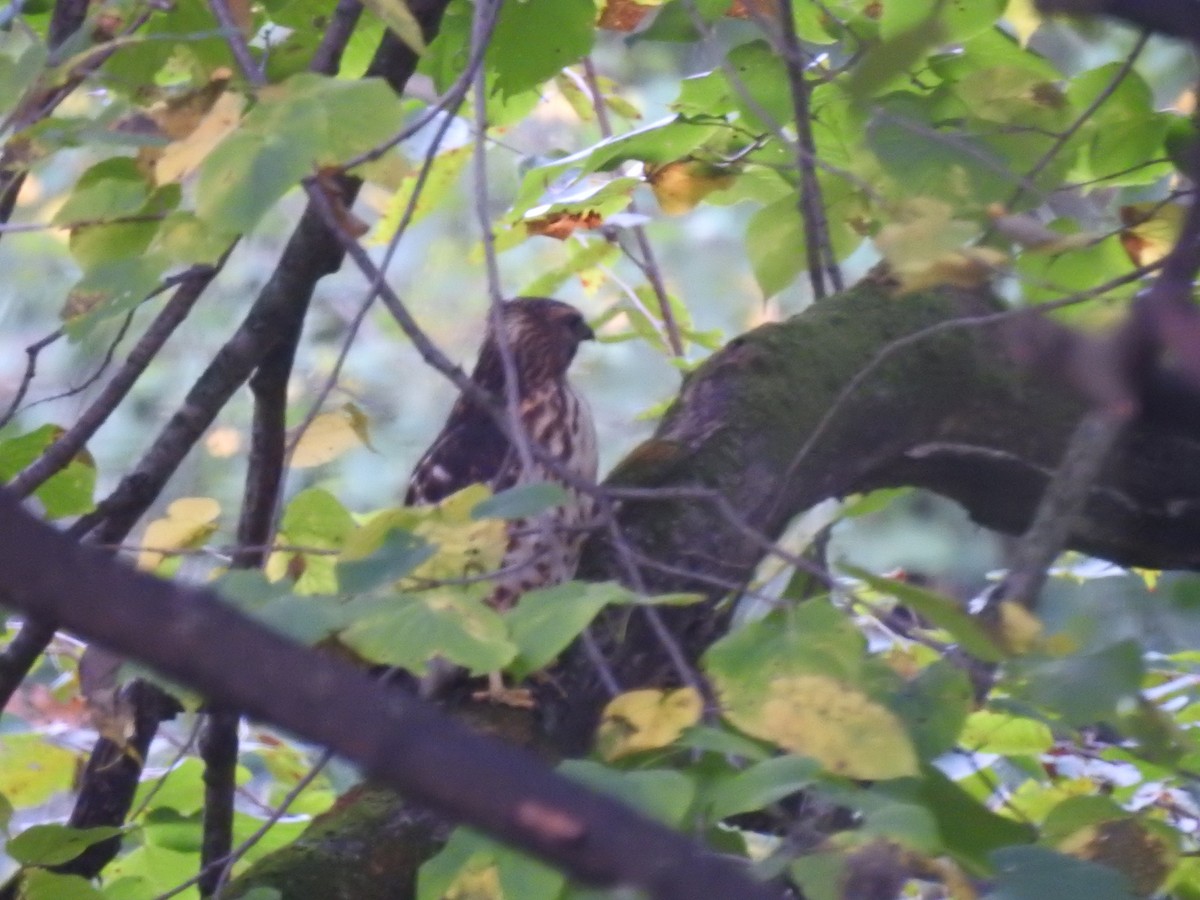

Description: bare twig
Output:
[207,0,264,87]
[0,329,63,430]
[0,5,158,231]
[22,311,136,413]
[777,0,843,297]
[1003,29,1150,213]
[992,409,1131,609]
[581,57,684,356]
[10,262,225,498]
[309,0,364,75]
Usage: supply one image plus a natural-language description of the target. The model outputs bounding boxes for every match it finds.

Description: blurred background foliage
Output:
[7,0,1200,896]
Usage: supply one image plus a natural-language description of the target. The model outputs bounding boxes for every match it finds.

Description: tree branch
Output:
[0,488,786,900]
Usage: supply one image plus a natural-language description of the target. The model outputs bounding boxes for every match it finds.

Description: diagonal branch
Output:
[0,488,786,900]
[776,0,843,298]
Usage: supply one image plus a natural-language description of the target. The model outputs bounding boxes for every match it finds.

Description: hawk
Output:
[406,297,599,617]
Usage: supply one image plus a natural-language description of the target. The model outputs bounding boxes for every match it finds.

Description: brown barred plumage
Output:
[406,298,598,611]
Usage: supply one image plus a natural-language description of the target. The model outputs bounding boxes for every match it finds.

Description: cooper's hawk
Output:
[406,296,598,622]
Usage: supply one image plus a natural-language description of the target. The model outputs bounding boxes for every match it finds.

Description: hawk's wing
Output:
[404,396,516,505]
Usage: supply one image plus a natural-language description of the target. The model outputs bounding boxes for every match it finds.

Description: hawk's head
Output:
[476,298,594,391]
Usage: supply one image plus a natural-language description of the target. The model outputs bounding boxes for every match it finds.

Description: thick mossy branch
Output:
[587,281,1200,588]
[548,280,1200,750]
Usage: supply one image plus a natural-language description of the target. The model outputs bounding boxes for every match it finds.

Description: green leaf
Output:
[131,757,209,817]
[18,870,104,900]
[418,827,566,900]
[1014,229,1136,309]
[1041,795,1128,845]
[198,75,407,232]
[471,482,571,520]
[197,126,317,233]
[270,488,357,595]
[844,564,1006,662]
[829,780,943,853]
[880,0,1005,42]
[486,0,594,98]
[558,760,695,828]
[705,601,919,779]
[1016,639,1144,726]
[632,0,725,42]
[368,144,471,245]
[0,33,47,114]
[746,195,804,298]
[53,157,149,225]
[519,238,621,297]
[338,529,435,594]
[142,807,202,853]
[960,710,1054,756]
[64,255,170,334]
[151,212,235,266]
[918,767,1035,874]
[101,842,205,896]
[890,661,973,759]
[505,581,613,678]
[33,454,96,519]
[707,755,821,821]
[987,846,1137,900]
[8,823,124,866]
[674,724,773,762]
[339,592,516,674]
[789,851,845,900]
[280,488,356,546]
[360,0,426,54]
[0,424,95,520]
[0,734,78,807]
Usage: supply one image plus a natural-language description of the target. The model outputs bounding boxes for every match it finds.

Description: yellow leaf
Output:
[1004,0,1042,47]
[410,486,506,583]
[596,687,703,761]
[722,674,918,779]
[155,92,245,185]
[138,497,220,570]
[342,486,507,588]
[874,197,1003,292]
[444,861,503,900]
[360,0,426,55]
[1120,202,1185,267]
[647,159,737,215]
[1133,568,1160,590]
[0,735,78,806]
[993,600,1042,654]
[290,403,374,469]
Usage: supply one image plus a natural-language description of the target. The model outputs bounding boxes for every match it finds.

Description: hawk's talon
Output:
[472,671,536,708]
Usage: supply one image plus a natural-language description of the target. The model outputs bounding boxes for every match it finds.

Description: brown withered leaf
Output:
[597,0,656,31]
[60,288,108,321]
[727,0,780,21]
[1120,202,1184,267]
[316,167,370,238]
[136,69,234,178]
[526,209,604,240]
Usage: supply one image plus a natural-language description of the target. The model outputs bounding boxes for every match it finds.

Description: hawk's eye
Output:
[563,312,595,341]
